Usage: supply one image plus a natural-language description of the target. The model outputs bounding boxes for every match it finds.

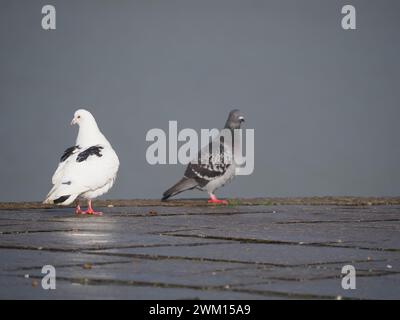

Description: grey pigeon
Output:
[162,109,245,204]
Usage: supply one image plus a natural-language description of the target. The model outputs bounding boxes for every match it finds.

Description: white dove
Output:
[44,109,120,215]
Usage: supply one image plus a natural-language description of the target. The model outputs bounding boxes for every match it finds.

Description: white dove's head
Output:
[71,109,96,126]
[72,108,108,147]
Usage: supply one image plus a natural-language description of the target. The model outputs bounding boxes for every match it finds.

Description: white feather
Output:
[44,109,119,206]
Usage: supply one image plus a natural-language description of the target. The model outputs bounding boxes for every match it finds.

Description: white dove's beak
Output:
[71,117,78,125]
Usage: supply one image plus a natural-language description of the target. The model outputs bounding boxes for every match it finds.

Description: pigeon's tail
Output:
[43,193,79,206]
[43,184,79,206]
[162,177,198,201]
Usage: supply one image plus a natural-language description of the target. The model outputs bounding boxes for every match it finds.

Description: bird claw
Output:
[81,210,103,216]
[75,209,103,216]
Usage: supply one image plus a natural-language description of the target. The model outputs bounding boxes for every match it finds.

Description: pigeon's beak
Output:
[71,117,77,126]
[238,116,245,123]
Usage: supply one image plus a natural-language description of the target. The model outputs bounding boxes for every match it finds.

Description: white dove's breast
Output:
[81,175,117,200]
[60,145,119,200]
[80,147,119,199]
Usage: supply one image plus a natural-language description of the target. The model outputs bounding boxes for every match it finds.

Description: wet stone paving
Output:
[0,202,399,299]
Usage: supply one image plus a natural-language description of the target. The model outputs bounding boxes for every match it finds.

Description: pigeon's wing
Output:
[51,146,80,185]
[184,140,233,187]
[45,145,119,204]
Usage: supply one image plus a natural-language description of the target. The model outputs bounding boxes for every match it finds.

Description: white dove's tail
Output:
[162,177,198,201]
[43,183,80,205]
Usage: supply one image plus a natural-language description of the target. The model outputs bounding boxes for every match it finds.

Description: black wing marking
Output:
[60,146,80,163]
[184,138,234,187]
[76,145,104,163]
[54,195,70,204]
[184,152,231,187]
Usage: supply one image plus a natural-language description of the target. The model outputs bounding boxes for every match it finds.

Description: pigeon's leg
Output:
[207,193,228,205]
[75,200,84,214]
[82,200,103,216]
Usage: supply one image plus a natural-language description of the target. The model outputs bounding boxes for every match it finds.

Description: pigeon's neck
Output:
[219,128,242,161]
[76,121,110,148]
[223,128,242,161]
[232,130,242,159]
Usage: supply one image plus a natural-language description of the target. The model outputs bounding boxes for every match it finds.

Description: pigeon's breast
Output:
[203,164,236,193]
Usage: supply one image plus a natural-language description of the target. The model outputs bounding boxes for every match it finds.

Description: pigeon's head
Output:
[71,109,95,126]
[224,109,245,130]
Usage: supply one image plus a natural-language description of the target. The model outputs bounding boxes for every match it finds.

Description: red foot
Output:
[81,209,103,216]
[75,206,103,215]
[208,199,228,205]
[75,200,103,216]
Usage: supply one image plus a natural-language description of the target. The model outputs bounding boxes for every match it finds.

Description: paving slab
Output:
[0,200,399,299]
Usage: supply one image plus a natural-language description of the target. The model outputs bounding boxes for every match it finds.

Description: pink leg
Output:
[208,194,228,205]
[75,204,83,214]
[81,200,103,216]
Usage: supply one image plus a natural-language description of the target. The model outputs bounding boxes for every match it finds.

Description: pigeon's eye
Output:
[77,115,81,119]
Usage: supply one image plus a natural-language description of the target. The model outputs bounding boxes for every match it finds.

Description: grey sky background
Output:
[0,0,399,202]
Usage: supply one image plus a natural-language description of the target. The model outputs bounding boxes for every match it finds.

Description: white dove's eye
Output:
[77,115,81,119]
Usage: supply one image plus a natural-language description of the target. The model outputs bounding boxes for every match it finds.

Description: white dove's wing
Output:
[51,146,81,185]
[45,145,119,205]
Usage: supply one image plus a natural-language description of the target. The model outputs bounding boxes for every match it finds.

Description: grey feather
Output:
[161,109,245,201]
[162,177,198,201]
